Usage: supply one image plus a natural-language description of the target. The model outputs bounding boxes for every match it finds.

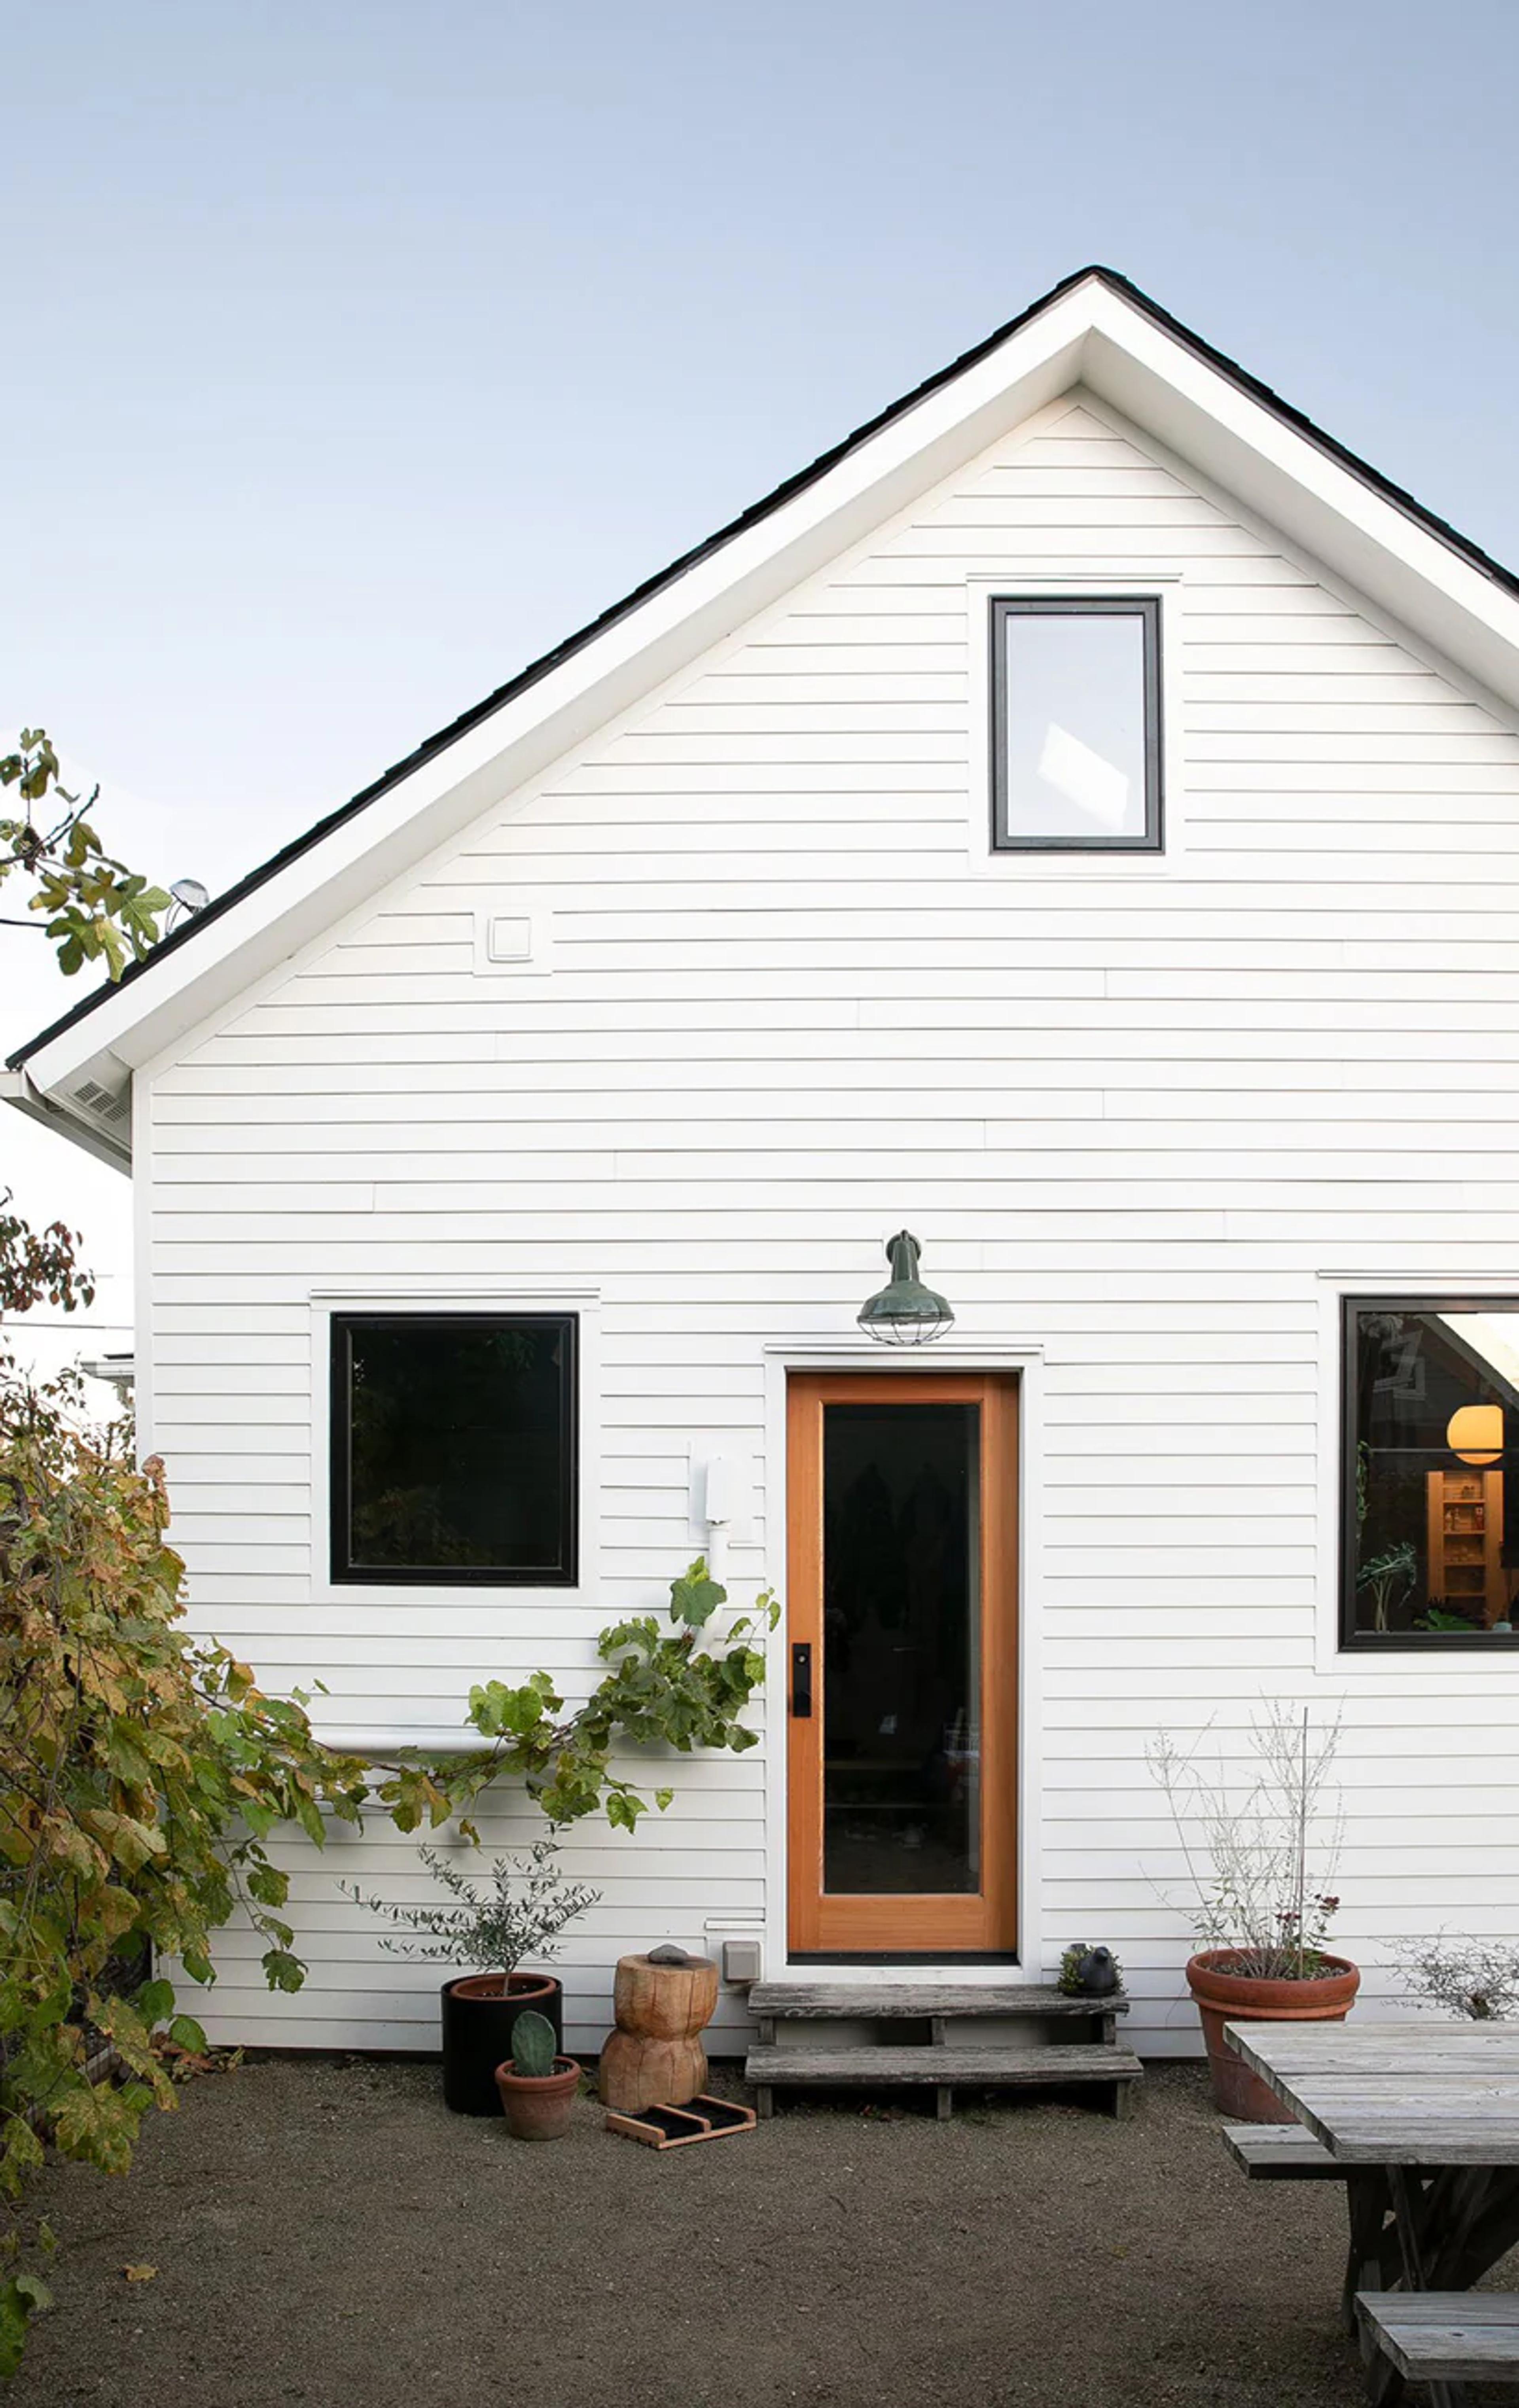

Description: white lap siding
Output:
[142,392,1519,2054]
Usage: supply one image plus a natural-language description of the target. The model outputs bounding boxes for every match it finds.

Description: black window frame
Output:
[330,1310,579,1587]
[1340,1293,1519,1652]
[989,594,1163,854]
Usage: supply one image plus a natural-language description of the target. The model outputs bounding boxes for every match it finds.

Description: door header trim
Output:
[762,1338,1044,1367]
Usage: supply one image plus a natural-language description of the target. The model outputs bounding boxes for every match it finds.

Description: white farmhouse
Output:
[12,267,1519,2069]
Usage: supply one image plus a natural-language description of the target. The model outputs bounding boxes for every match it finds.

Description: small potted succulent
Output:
[496,2008,581,2141]
[1149,1705,1359,2121]
[342,1830,598,2116]
[1058,1942,1123,1999]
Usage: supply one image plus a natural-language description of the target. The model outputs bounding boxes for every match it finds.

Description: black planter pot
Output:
[440,1972,564,2116]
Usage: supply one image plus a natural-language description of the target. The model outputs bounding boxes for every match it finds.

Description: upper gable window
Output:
[330,1312,577,1585]
[990,596,1162,852]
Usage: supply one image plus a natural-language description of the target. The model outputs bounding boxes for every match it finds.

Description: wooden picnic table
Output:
[1227,2020,1519,2408]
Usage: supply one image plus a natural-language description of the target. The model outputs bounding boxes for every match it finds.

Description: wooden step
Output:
[744,2040,1142,2120]
[747,1980,1129,2020]
[1223,2125,1345,2181]
[1356,2292,1519,2383]
[746,2041,1142,2086]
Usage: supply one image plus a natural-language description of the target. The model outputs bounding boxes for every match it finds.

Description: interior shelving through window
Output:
[1344,1299,1519,1645]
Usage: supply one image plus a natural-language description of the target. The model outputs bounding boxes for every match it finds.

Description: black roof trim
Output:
[13,263,1519,1071]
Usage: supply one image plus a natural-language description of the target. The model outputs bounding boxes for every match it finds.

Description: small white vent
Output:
[73,1077,130,1126]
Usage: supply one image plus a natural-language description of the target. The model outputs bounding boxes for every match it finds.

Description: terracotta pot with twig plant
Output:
[1150,1704,1360,2120]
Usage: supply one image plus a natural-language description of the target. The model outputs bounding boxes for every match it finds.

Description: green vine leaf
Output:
[669,1558,725,1628]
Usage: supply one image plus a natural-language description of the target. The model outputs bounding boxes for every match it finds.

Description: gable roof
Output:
[12,262,1519,1143]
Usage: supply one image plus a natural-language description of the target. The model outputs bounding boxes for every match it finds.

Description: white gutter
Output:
[0,1065,132,1173]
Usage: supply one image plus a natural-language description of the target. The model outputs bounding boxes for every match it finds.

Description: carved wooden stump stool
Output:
[597,1947,720,2112]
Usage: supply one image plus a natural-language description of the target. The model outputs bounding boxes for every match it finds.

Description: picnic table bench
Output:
[1225,2020,1519,2407]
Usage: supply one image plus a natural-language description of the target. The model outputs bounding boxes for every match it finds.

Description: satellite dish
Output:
[166,878,211,930]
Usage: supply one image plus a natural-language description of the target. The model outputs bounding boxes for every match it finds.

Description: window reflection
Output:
[992,597,1161,851]
[821,1403,980,1893]
[1350,1304,1519,1637]
[333,1313,576,1584]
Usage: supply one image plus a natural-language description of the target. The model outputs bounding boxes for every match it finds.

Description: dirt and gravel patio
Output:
[15,2055,1519,2408]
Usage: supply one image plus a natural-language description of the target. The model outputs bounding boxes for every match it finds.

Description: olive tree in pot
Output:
[1149,1705,1358,2121]
[496,2008,580,2141]
[343,1833,599,2115]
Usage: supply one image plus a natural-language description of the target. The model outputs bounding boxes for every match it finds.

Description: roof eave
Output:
[0,1068,132,1173]
[1080,296,1519,708]
[14,264,1519,1103]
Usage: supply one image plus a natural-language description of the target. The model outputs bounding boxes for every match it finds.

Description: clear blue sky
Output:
[4,0,1519,1357]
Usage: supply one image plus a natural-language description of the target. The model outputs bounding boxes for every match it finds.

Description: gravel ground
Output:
[13,2056,1509,2408]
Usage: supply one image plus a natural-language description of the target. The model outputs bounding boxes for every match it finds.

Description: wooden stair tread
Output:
[744,2042,1143,2086]
[1356,2291,1519,2381]
[1223,2125,1345,2179]
[747,1981,1128,2020]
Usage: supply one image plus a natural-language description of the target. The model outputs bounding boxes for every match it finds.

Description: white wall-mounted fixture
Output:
[473,905,555,979]
[695,1453,755,1577]
[486,915,534,963]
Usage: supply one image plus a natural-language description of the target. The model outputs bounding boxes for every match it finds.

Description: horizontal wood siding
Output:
[144,392,1519,2054]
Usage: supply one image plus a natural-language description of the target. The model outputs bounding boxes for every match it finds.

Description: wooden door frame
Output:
[785,1369,1020,1957]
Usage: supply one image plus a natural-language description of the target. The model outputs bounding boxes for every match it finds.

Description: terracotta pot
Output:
[495,2054,581,2141]
[439,1971,563,2117]
[1186,1950,1360,2122]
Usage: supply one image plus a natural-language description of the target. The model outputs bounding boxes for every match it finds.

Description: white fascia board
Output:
[17,304,1095,1099]
[1082,291,1519,710]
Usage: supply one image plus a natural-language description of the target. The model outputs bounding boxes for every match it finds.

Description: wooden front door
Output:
[786,1372,1018,1955]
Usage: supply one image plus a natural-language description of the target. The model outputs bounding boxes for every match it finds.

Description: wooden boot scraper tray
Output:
[605,2094,756,2150]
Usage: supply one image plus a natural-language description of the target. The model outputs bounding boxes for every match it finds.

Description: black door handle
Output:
[791,1642,813,1718]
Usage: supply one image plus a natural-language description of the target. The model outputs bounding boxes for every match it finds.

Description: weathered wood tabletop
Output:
[1228,2020,1519,2164]
[1226,2021,1519,2408]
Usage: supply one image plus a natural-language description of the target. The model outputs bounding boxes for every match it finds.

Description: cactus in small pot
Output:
[509,2009,557,2079]
[495,2003,579,2139]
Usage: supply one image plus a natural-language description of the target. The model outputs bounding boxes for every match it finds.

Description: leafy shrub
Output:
[0,1359,371,2370]
[0,1373,773,2374]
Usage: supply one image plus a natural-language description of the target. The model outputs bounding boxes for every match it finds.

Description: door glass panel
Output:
[821,1401,980,1894]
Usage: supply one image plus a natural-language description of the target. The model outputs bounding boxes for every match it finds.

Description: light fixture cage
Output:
[857,1230,955,1348]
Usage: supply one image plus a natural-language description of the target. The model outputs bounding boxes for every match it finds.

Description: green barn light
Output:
[857,1230,955,1348]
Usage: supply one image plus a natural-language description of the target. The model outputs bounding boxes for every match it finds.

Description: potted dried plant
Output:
[495,2007,581,2141]
[1149,1705,1359,2120]
[342,1831,598,2115]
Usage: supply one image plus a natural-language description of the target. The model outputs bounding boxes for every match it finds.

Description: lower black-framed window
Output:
[331,1313,577,1585]
[990,594,1162,852]
[1343,1297,1519,1646]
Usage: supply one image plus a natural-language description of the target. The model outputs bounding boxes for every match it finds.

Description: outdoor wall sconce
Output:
[1448,1403,1504,1466]
[857,1230,955,1347]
